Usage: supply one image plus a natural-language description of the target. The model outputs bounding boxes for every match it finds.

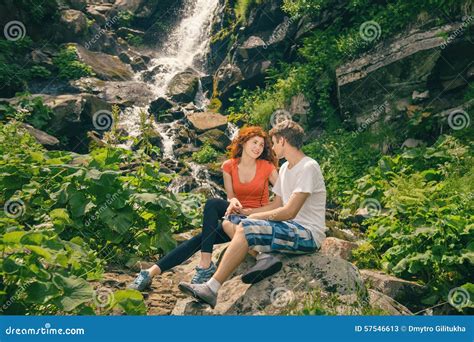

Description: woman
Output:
[129,126,278,291]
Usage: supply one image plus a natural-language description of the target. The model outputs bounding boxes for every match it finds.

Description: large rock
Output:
[360,269,424,309]
[166,68,200,103]
[20,123,59,149]
[70,78,154,106]
[57,9,88,42]
[172,252,367,315]
[186,112,228,133]
[197,129,230,151]
[73,44,134,81]
[320,237,359,260]
[336,22,474,124]
[368,289,412,315]
[148,97,176,117]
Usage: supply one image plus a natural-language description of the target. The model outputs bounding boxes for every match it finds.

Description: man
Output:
[178,121,327,308]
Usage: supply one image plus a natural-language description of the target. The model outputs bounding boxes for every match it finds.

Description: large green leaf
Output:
[2,231,26,244]
[20,232,44,245]
[52,273,94,312]
[68,188,88,218]
[25,281,60,304]
[112,289,146,315]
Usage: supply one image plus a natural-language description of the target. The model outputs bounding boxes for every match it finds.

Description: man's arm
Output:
[242,195,283,215]
[248,192,309,221]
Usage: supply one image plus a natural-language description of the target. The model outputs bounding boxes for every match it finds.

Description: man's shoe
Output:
[128,270,152,291]
[178,282,217,308]
[191,262,217,284]
[241,255,282,284]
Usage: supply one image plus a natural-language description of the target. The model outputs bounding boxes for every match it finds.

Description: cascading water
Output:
[144,0,220,97]
[118,0,227,196]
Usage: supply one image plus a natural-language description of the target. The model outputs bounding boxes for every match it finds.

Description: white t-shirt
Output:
[273,156,327,247]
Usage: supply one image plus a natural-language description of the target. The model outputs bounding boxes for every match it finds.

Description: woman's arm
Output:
[223,170,242,215]
[223,171,235,200]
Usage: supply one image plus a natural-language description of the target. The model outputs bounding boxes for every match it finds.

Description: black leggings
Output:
[156,198,231,272]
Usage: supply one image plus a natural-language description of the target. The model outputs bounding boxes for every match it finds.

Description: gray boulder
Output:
[172,252,367,315]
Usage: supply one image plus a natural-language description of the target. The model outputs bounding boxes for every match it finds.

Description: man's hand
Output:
[225,198,243,216]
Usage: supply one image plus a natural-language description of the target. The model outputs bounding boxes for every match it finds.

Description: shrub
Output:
[192,143,219,164]
[53,45,94,80]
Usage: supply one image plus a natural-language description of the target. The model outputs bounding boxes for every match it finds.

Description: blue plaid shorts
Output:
[227,215,318,254]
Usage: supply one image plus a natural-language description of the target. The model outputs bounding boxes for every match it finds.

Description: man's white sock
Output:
[256,253,272,261]
[206,277,221,294]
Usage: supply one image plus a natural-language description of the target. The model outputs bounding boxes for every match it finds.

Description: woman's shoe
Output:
[191,262,217,284]
[128,270,152,291]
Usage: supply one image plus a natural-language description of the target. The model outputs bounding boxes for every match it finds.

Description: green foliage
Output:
[346,135,474,310]
[0,121,201,261]
[117,11,135,27]
[234,0,263,23]
[125,34,144,47]
[192,143,220,164]
[302,130,381,207]
[14,0,59,23]
[0,93,53,130]
[53,45,94,80]
[0,38,52,96]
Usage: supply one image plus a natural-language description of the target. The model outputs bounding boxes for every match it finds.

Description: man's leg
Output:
[212,223,249,284]
[177,223,250,308]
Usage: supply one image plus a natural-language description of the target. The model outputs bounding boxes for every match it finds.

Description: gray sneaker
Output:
[178,282,217,308]
[128,270,152,291]
[241,255,282,284]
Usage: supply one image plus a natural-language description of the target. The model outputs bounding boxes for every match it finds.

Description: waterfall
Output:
[116,0,227,197]
[144,0,220,97]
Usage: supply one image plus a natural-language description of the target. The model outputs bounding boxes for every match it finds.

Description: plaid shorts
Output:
[228,215,318,254]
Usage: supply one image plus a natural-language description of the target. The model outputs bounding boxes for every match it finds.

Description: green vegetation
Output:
[346,135,473,308]
[234,0,263,23]
[0,120,203,314]
[192,143,220,164]
[53,45,94,80]
[0,93,53,131]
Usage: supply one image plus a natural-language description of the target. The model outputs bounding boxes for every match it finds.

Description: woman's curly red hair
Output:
[227,126,277,166]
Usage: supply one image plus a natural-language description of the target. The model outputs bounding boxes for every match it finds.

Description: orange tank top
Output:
[221,158,276,208]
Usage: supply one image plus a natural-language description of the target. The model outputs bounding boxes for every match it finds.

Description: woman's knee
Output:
[204,198,225,213]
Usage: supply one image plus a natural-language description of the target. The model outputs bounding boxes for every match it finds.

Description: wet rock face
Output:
[166,68,201,103]
[57,9,88,42]
[336,23,474,125]
[74,44,134,81]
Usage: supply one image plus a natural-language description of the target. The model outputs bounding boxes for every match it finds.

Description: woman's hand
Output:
[239,208,253,216]
[225,198,243,216]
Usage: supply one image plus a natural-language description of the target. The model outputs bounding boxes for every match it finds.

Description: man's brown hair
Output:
[269,120,305,149]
